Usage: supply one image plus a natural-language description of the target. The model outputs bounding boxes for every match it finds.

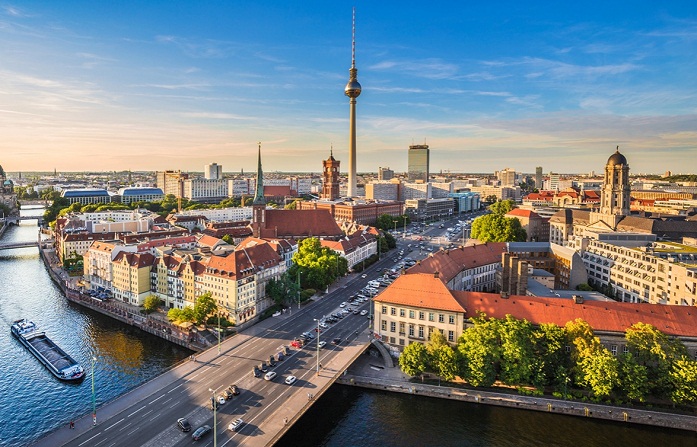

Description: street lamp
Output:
[313,317,322,374]
[91,356,97,426]
[209,387,219,447]
[297,271,301,310]
[217,311,221,354]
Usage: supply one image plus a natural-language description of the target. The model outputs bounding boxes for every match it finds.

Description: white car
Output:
[319,322,328,329]
[339,302,347,308]
[360,310,368,316]
[228,418,244,432]
[285,375,297,385]
[318,341,327,349]
[264,371,277,381]
[217,395,226,405]
[361,274,367,278]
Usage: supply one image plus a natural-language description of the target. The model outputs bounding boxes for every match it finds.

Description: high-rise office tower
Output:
[535,166,543,189]
[205,163,223,180]
[378,167,394,181]
[407,144,430,183]
[344,8,361,197]
[498,167,517,187]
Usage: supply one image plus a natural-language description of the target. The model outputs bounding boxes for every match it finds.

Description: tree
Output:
[143,295,162,313]
[193,292,218,325]
[266,272,300,307]
[470,214,526,242]
[383,231,396,249]
[530,323,569,387]
[575,283,593,291]
[578,346,619,398]
[426,331,458,381]
[669,357,697,405]
[289,238,348,290]
[221,234,234,245]
[488,199,515,215]
[484,195,498,204]
[498,315,535,385]
[617,353,650,402]
[457,314,501,387]
[284,199,300,210]
[399,342,429,377]
[625,322,687,396]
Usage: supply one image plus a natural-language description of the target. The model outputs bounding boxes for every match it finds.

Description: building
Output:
[505,208,549,242]
[448,192,480,213]
[60,188,111,205]
[117,187,164,205]
[548,172,561,191]
[498,168,517,187]
[156,170,188,197]
[378,167,394,181]
[468,185,521,202]
[321,150,341,201]
[407,144,430,183]
[297,199,402,227]
[372,272,697,356]
[535,166,543,189]
[205,163,223,180]
[365,181,400,201]
[430,182,453,199]
[404,198,454,222]
[321,231,377,270]
[182,178,228,202]
[402,182,431,200]
[111,252,156,305]
[504,242,588,290]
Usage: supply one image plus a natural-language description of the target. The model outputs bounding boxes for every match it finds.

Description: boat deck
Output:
[27,334,74,372]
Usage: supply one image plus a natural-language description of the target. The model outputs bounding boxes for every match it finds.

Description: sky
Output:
[1,1,696,175]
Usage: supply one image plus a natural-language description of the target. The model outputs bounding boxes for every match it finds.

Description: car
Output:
[228,418,244,432]
[304,331,315,339]
[264,371,277,381]
[285,375,297,385]
[223,388,234,400]
[339,302,346,308]
[318,340,327,348]
[360,309,368,316]
[259,362,268,373]
[331,337,342,345]
[319,322,328,329]
[361,274,367,278]
[192,425,212,441]
[252,367,261,377]
[353,309,359,314]
[177,417,192,432]
[228,384,240,396]
[217,395,226,405]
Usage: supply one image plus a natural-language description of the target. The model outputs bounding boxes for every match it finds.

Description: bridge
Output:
[35,254,401,447]
[0,241,38,251]
[0,215,44,225]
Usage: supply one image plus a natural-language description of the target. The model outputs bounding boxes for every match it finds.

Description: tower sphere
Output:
[345,75,361,98]
[607,147,628,166]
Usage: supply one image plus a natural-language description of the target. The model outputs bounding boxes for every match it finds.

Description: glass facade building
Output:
[407,145,429,183]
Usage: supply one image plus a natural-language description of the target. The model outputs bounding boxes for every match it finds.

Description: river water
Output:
[1,207,695,447]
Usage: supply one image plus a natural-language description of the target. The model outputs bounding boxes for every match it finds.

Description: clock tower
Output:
[321,148,340,201]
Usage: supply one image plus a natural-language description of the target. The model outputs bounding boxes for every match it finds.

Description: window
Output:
[409,324,414,337]
[623,345,629,354]
[418,326,424,339]
[400,309,405,317]
[439,314,445,323]
[428,312,434,322]
[409,310,415,319]
[391,307,396,316]
[390,322,396,332]
[611,345,617,356]
[381,306,387,314]
[449,315,455,324]
[381,320,387,331]
[448,331,454,342]
[419,312,425,320]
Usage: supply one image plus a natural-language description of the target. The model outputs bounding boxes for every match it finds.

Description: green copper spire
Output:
[252,142,266,205]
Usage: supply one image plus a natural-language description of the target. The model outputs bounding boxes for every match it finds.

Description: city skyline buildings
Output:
[1,2,696,175]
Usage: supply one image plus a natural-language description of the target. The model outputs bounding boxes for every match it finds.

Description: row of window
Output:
[381,306,455,324]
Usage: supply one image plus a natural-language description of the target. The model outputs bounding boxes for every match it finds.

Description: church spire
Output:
[252,142,265,205]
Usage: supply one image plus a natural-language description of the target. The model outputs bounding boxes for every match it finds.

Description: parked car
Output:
[264,371,277,381]
[360,310,368,316]
[228,418,244,432]
[252,366,261,378]
[285,375,297,385]
[318,340,327,349]
[223,388,234,400]
[177,417,192,432]
[192,425,212,441]
[228,384,240,396]
[259,362,268,373]
[217,395,226,405]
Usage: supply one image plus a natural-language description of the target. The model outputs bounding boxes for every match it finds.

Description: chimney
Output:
[434,271,440,279]
[572,295,584,304]
[500,291,509,299]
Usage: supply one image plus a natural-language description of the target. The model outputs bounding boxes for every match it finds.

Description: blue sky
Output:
[1,1,696,175]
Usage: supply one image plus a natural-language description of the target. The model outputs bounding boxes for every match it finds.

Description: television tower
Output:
[344,8,361,197]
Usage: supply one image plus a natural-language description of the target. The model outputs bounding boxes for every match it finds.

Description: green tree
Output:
[143,294,162,313]
[498,315,535,385]
[289,238,348,290]
[426,331,458,381]
[284,199,300,210]
[221,234,234,245]
[578,346,619,399]
[193,292,218,325]
[488,199,515,215]
[617,353,650,402]
[266,272,301,307]
[383,231,397,249]
[625,322,687,396]
[457,314,500,387]
[669,357,697,405]
[470,214,526,242]
[399,341,430,377]
[530,323,569,387]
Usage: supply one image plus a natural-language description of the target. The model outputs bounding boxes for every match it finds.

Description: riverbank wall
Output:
[38,245,205,352]
[336,373,697,433]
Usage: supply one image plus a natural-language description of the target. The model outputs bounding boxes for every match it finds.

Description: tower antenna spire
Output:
[351,7,356,69]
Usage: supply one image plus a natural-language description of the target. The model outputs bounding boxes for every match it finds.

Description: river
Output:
[0,207,694,447]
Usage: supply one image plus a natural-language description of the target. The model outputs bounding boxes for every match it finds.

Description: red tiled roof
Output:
[261,209,342,238]
[452,291,697,338]
[406,242,506,284]
[506,208,541,219]
[375,273,466,313]
[113,251,155,268]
